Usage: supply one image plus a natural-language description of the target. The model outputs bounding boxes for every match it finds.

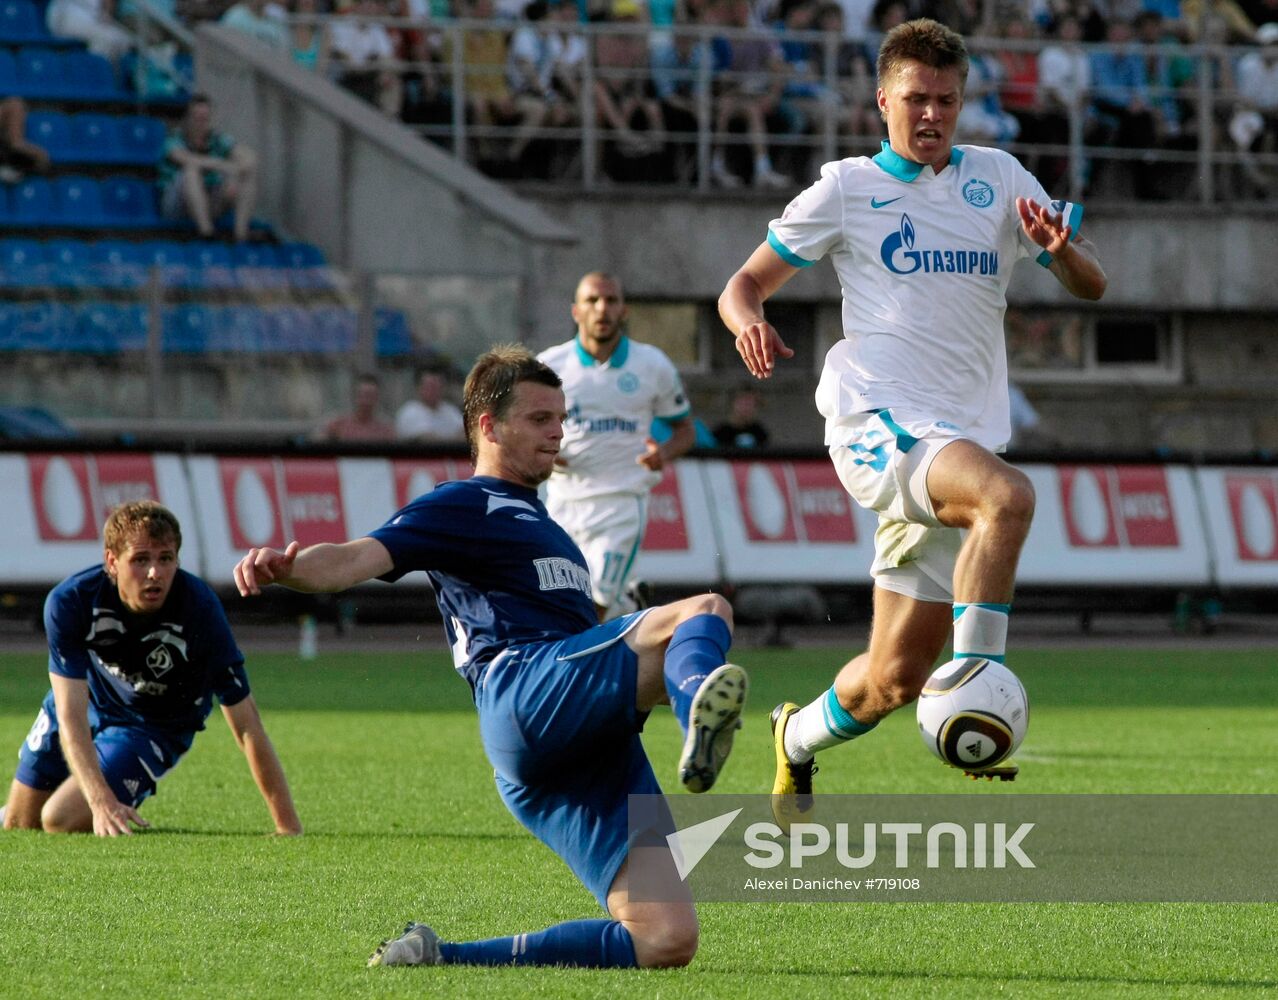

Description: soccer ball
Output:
[916,657,1029,770]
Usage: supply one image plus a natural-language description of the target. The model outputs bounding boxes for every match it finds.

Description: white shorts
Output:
[544,491,647,613]
[828,409,966,604]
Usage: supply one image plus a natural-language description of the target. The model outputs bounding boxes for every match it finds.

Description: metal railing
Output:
[281,14,1278,202]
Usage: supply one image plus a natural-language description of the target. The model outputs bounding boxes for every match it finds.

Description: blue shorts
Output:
[14,690,190,809]
[475,611,672,909]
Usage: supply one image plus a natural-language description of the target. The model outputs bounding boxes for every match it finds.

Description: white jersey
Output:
[538,336,690,501]
[767,142,1082,451]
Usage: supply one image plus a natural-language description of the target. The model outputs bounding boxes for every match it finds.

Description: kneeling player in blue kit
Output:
[3,501,301,837]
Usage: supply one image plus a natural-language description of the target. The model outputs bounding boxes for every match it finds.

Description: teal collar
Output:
[574,334,630,368]
[872,141,964,181]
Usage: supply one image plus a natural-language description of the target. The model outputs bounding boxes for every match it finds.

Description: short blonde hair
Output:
[103,501,182,556]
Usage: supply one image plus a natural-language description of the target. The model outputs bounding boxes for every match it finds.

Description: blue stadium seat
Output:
[184,241,236,290]
[74,301,147,352]
[311,306,357,353]
[210,304,268,352]
[44,238,96,288]
[100,176,160,227]
[232,242,287,290]
[63,50,121,100]
[162,303,213,353]
[0,50,15,93]
[69,113,121,163]
[15,46,63,99]
[25,110,73,162]
[375,307,413,356]
[11,176,54,225]
[52,175,103,226]
[0,301,70,349]
[0,237,46,287]
[276,242,326,268]
[136,239,188,285]
[115,116,167,164]
[266,305,315,351]
[94,239,147,289]
[276,241,336,290]
[0,0,44,44]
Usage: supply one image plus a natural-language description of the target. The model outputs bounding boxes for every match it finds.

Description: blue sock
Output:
[439,919,637,968]
[664,614,732,733]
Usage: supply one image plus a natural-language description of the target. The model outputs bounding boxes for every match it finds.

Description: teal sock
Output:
[952,603,1011,662]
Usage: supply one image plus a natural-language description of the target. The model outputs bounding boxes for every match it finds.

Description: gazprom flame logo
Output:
[880,214,1000,277]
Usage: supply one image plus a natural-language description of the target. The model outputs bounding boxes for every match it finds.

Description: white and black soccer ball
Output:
[916,657,1029,770]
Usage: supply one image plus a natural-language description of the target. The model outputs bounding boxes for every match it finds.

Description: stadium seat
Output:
[94,239,147,289]
[44,238,96,288]
[375,307,413,356]
[266,305,316,351]
[136,239,189,286]
[74,301,147,352]
[210,304,268,352]
[231,242,287,290]
[100,176,160,227]
[0,0,42,43]
[0,237,46,287]
[311,306,357,353]
[63,50,122,100]
[0,50,16,93]
[115,115,167,164]
[0,300,65,349]
[25,110,73,162]
[162,303,213,353]
[276,241,336,290]
[11,176,54,224]
[52,175,103,227]
[69,113,121,163]
[184,241,236,290]
[15,46,63,99]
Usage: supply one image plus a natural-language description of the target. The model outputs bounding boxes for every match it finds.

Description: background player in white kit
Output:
[539,272,697,621]
[718,19,1107,825]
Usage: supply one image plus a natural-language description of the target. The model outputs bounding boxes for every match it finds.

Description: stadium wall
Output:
[4,448,1276,594]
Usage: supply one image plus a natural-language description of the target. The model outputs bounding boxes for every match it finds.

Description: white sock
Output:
[783,685,876,764]
[952,603,1011,662]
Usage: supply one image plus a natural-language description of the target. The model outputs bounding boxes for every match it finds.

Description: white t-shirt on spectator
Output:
[1237,52,1278,112]
[330,19,395,65]
[395,399,465,441]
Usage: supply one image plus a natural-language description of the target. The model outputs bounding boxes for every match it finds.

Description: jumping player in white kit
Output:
[718,18,1107,828]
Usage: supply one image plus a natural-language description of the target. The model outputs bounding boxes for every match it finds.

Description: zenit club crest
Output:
[963,179,995,208]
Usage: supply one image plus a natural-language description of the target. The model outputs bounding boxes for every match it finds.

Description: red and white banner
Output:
[1196,467,1278,586]
[1017,464,1210,586]
[703,458,877,584]
[0,450,1271,592]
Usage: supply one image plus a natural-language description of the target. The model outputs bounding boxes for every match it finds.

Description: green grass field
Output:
[2,644,1277,998]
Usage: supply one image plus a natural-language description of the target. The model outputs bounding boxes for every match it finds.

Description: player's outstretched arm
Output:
[234,537,393,596]
[719,241,799,379]
[48,674,148,837]
[1016,196,1107,301]
[222,696,302,836]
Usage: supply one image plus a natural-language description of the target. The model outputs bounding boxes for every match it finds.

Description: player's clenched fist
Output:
[234,541,300,596]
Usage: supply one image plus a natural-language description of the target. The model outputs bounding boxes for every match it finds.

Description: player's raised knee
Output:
[683,592,733,628]
[631,916,699,968]
[985,467,1036,527]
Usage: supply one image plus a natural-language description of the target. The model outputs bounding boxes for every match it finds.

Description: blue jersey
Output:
[369,476,598,692]
[44,566,250,740]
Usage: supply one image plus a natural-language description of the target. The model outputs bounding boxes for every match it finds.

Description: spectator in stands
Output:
[713,384,770,448]
[159,94,260,242]
[1232,22,1278,191]
[861,0,907,67]
[813,3,881,151]
[995,15,1043,140]
[322,372,396,442]
[708,0,792,188]
[1180,0,1258,40]
[289,0,331,71]
[46,0,133,62]
[957,48,1021,146]
[594,0,667,178]
[0,97,51,184]
[775,0,832,160]
[1090,17,1163,195]
[330,0,404,116]
[651,18,705,181]
[395,367,466,442]
[1132,9,1186,141]
[221,0,290,50]
[444,0,523,165]
[505,0,576,172]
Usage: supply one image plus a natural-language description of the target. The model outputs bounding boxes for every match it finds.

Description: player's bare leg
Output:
[39,778,96,833]
[2,780,50,830]
[607,852,698,968]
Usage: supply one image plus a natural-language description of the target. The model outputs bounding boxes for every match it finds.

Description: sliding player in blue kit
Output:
[234,344,747,970]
